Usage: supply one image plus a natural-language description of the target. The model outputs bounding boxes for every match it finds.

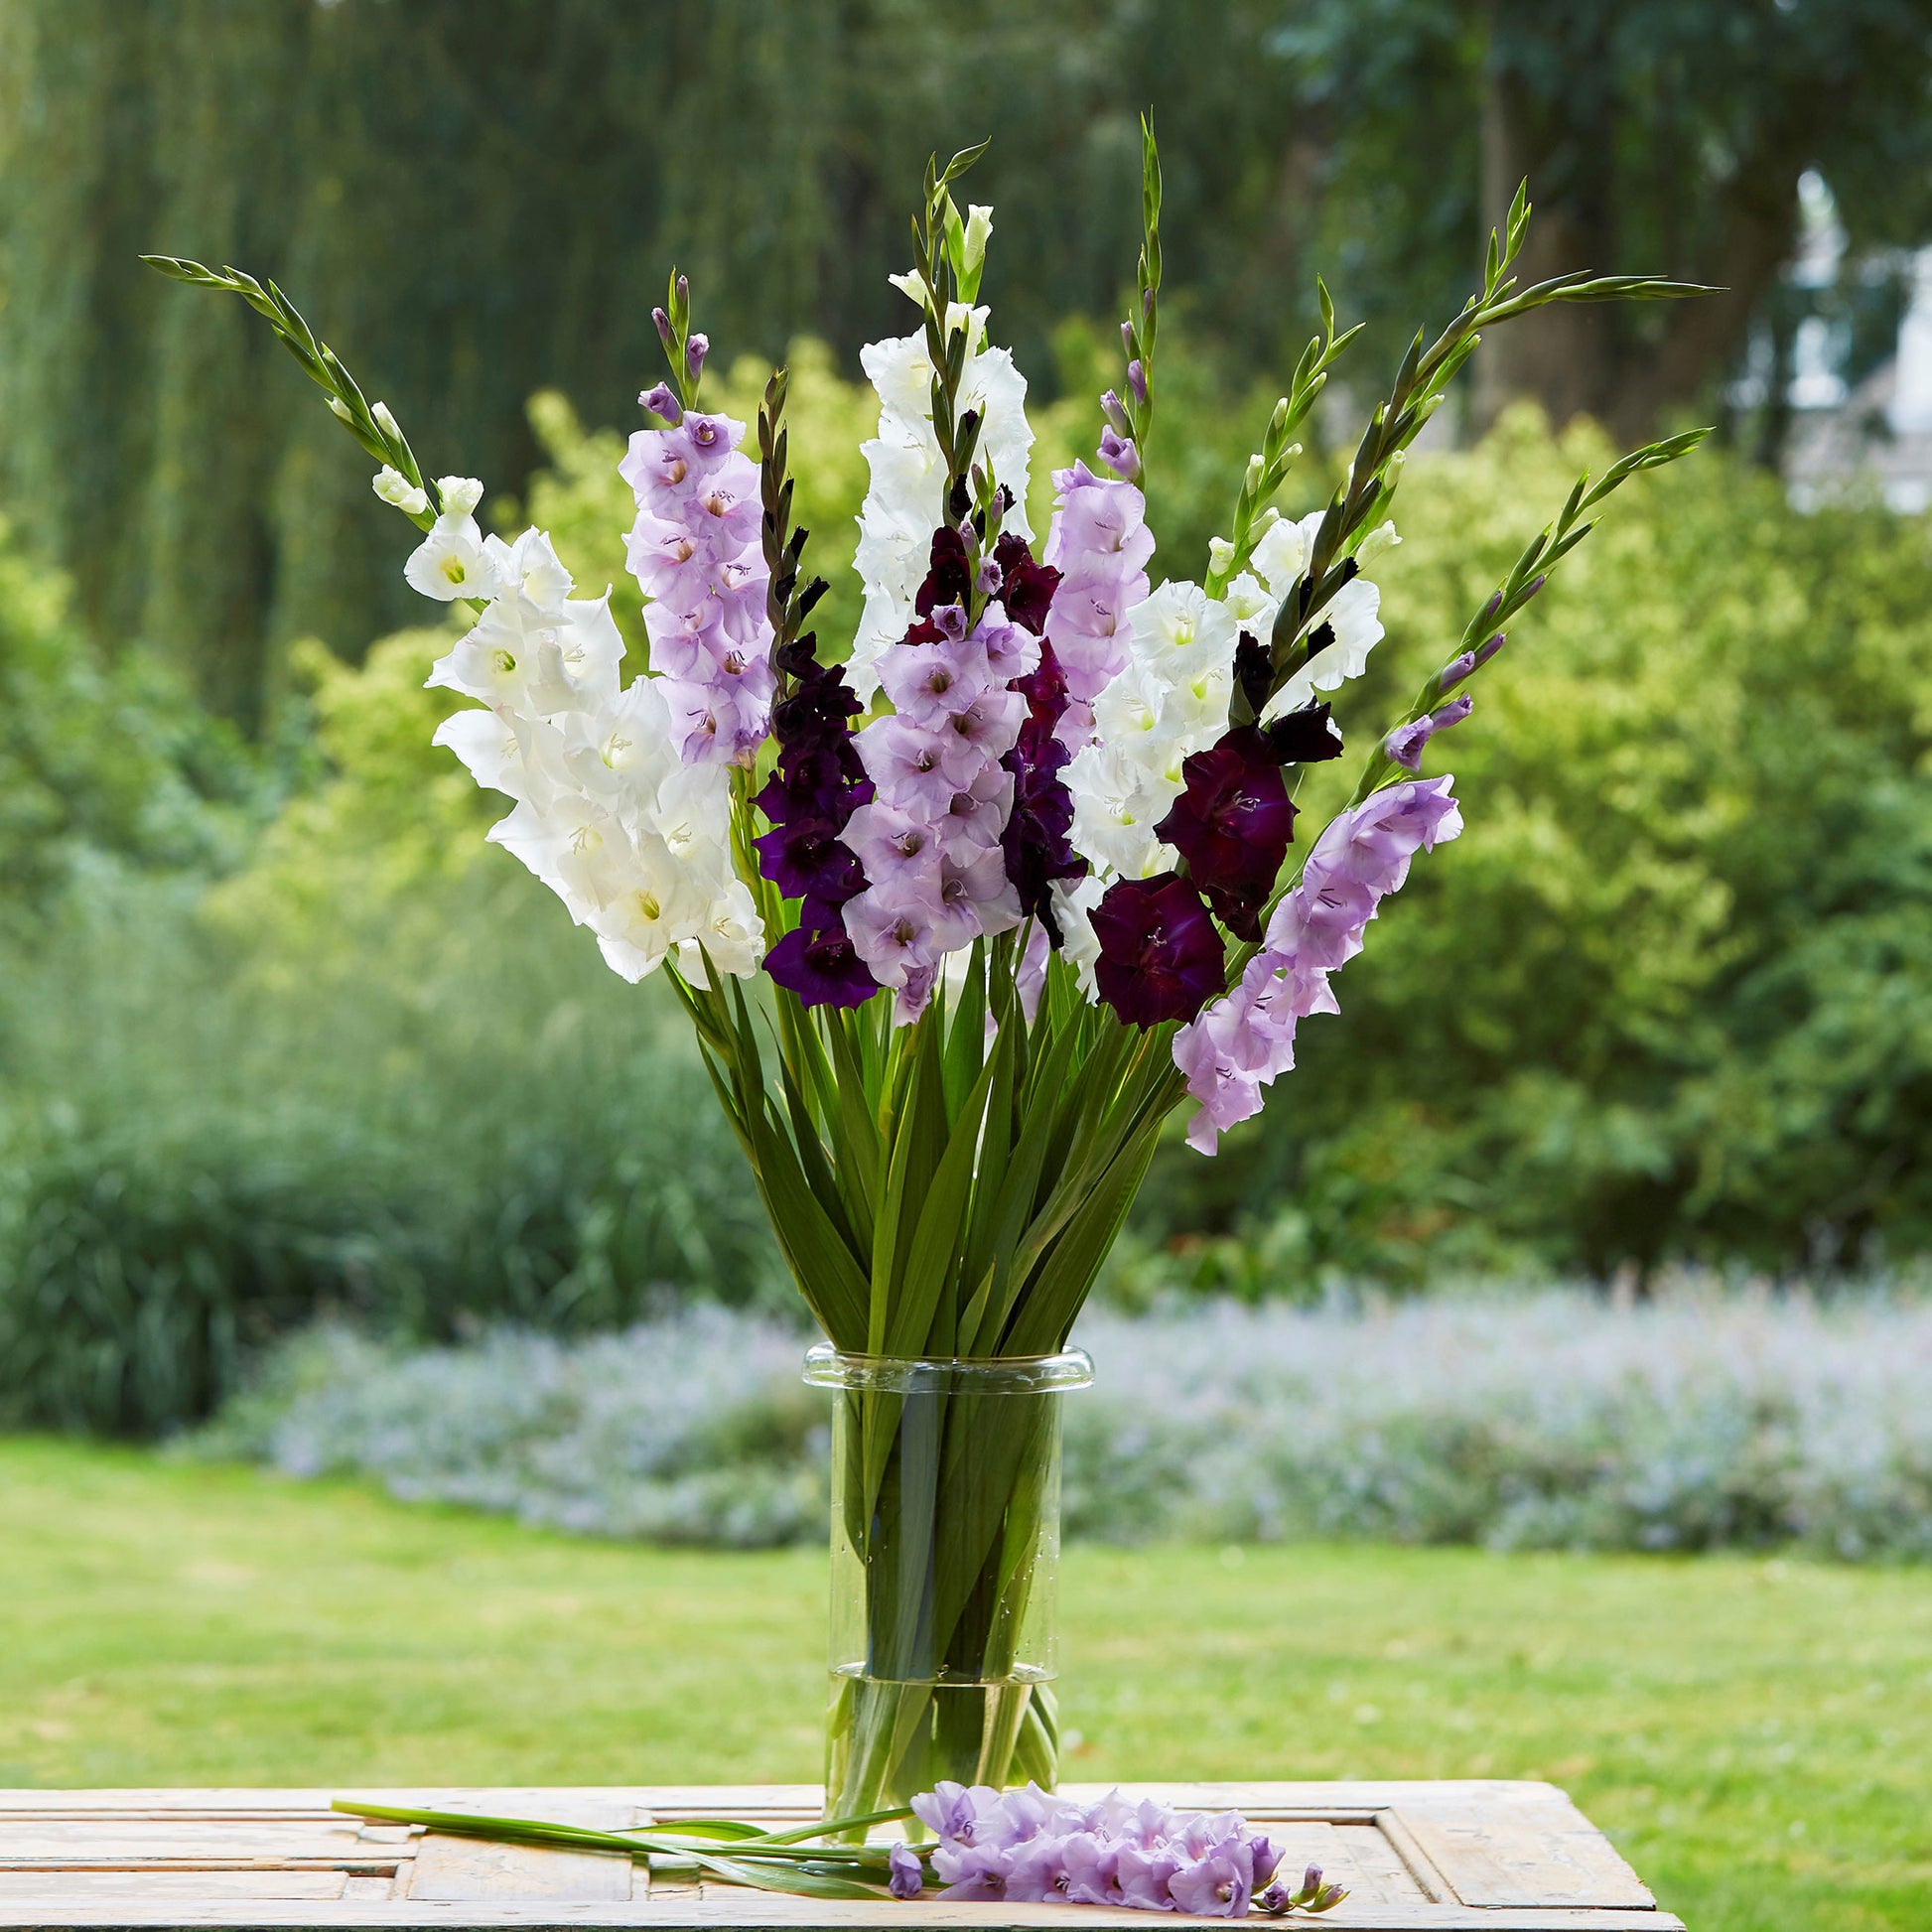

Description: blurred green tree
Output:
[1278,0,1932,439]
[0,0,1299,725]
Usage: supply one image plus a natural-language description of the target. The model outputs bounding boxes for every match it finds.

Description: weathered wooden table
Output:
[0,1783,1681,1930]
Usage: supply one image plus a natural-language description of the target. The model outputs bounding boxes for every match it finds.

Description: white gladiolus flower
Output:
[1220,569,1277,631]
[432,705,544,803]
[1124,581,1235,684]
[485,794,618,926]
[423,488,761,986]
[1066,742,1170,882]
[588,834,704,979]
[483,526,575,616]
[1250,510,1320,597]
[1050,876,1108,999]
[848,314,1034,698]
[1263,576,1386,721]
[684,879,764,982]
[437,476,484,517]
[404,506,497,602]
[372,466,429,517]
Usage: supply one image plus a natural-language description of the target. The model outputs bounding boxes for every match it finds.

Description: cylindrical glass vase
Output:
[804,1343,1093,1823]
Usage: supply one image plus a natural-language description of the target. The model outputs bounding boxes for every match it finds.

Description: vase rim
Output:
[802,1341,1093,1393]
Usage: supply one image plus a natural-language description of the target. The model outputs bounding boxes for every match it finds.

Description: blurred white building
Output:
[1781,174,1932,512]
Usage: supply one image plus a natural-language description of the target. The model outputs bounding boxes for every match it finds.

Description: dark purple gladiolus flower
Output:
[762,922,877,1008]
[993,532,1060,635]
[1265,700,1343,766]
[757,631,878,1008]
[1232,630,1272,719]
[1000,625,1087,934]
[751,817,868,901]
[1091,874,1227,1025]
[913,525,973,617]
[1156,727,1297,941]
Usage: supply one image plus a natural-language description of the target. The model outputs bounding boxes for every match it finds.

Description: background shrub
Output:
[196,1287,1932,1563]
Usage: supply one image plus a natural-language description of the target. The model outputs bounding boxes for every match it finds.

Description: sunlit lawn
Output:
[1,1438,1927,1931]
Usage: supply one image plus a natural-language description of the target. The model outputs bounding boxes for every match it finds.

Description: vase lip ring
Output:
[802,1341,1093,1393]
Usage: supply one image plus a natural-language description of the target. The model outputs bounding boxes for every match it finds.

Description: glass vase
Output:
[804,1343,1093,1823]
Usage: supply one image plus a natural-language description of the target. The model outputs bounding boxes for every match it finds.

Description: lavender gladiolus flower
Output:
[1098,426,1142,481]
[908,1784,1293,1917]
[888,1844,924,1899]
[1040,459,1154,744]
[1171,1843,1255,1918]
[637,381,682,425]
[1385,694,1473,771]
[1173,776,1462,1152]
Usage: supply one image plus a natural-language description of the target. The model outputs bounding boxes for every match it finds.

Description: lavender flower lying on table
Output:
[900,1783,1348,1917]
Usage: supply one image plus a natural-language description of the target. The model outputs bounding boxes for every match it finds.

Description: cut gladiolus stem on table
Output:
[148,122,1709,1813]
[331,1787,1348,1917]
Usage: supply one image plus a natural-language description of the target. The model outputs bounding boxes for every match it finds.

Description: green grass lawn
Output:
[1,1439,1927,1930]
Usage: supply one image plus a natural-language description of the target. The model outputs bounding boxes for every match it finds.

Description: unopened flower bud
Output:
[371,401,401,441]
[1385,694,1473,770]
[1257,1881,1291,1915]
[1143,285,1155,318]
[328,396,355,425]
[1208,536,1235,577]
[1098,425,1141,481]
[638,381,683,425]
[1357,518,1401,565]
[652,306,673,346]
[1121,319,1136,355]
[1245,454,1265,492]
[370,466,428,517]
[1437,649,1476,691]
[1473,629,1506,668]
[1127,357,1148,405]
[675,273,689,311]
[887,1844,923,1900]
[1302,1864,1323,1897]
[436,476,484,516]
[976,555,1002,595]
[1100,388,1132,439]
[961,204,993,285]
[1314,1882,1348,1911]
[1522,572,1547,601]
[685,332,709,378]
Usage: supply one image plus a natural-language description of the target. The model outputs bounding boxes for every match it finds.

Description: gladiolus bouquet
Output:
[148,125,1704,1827]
